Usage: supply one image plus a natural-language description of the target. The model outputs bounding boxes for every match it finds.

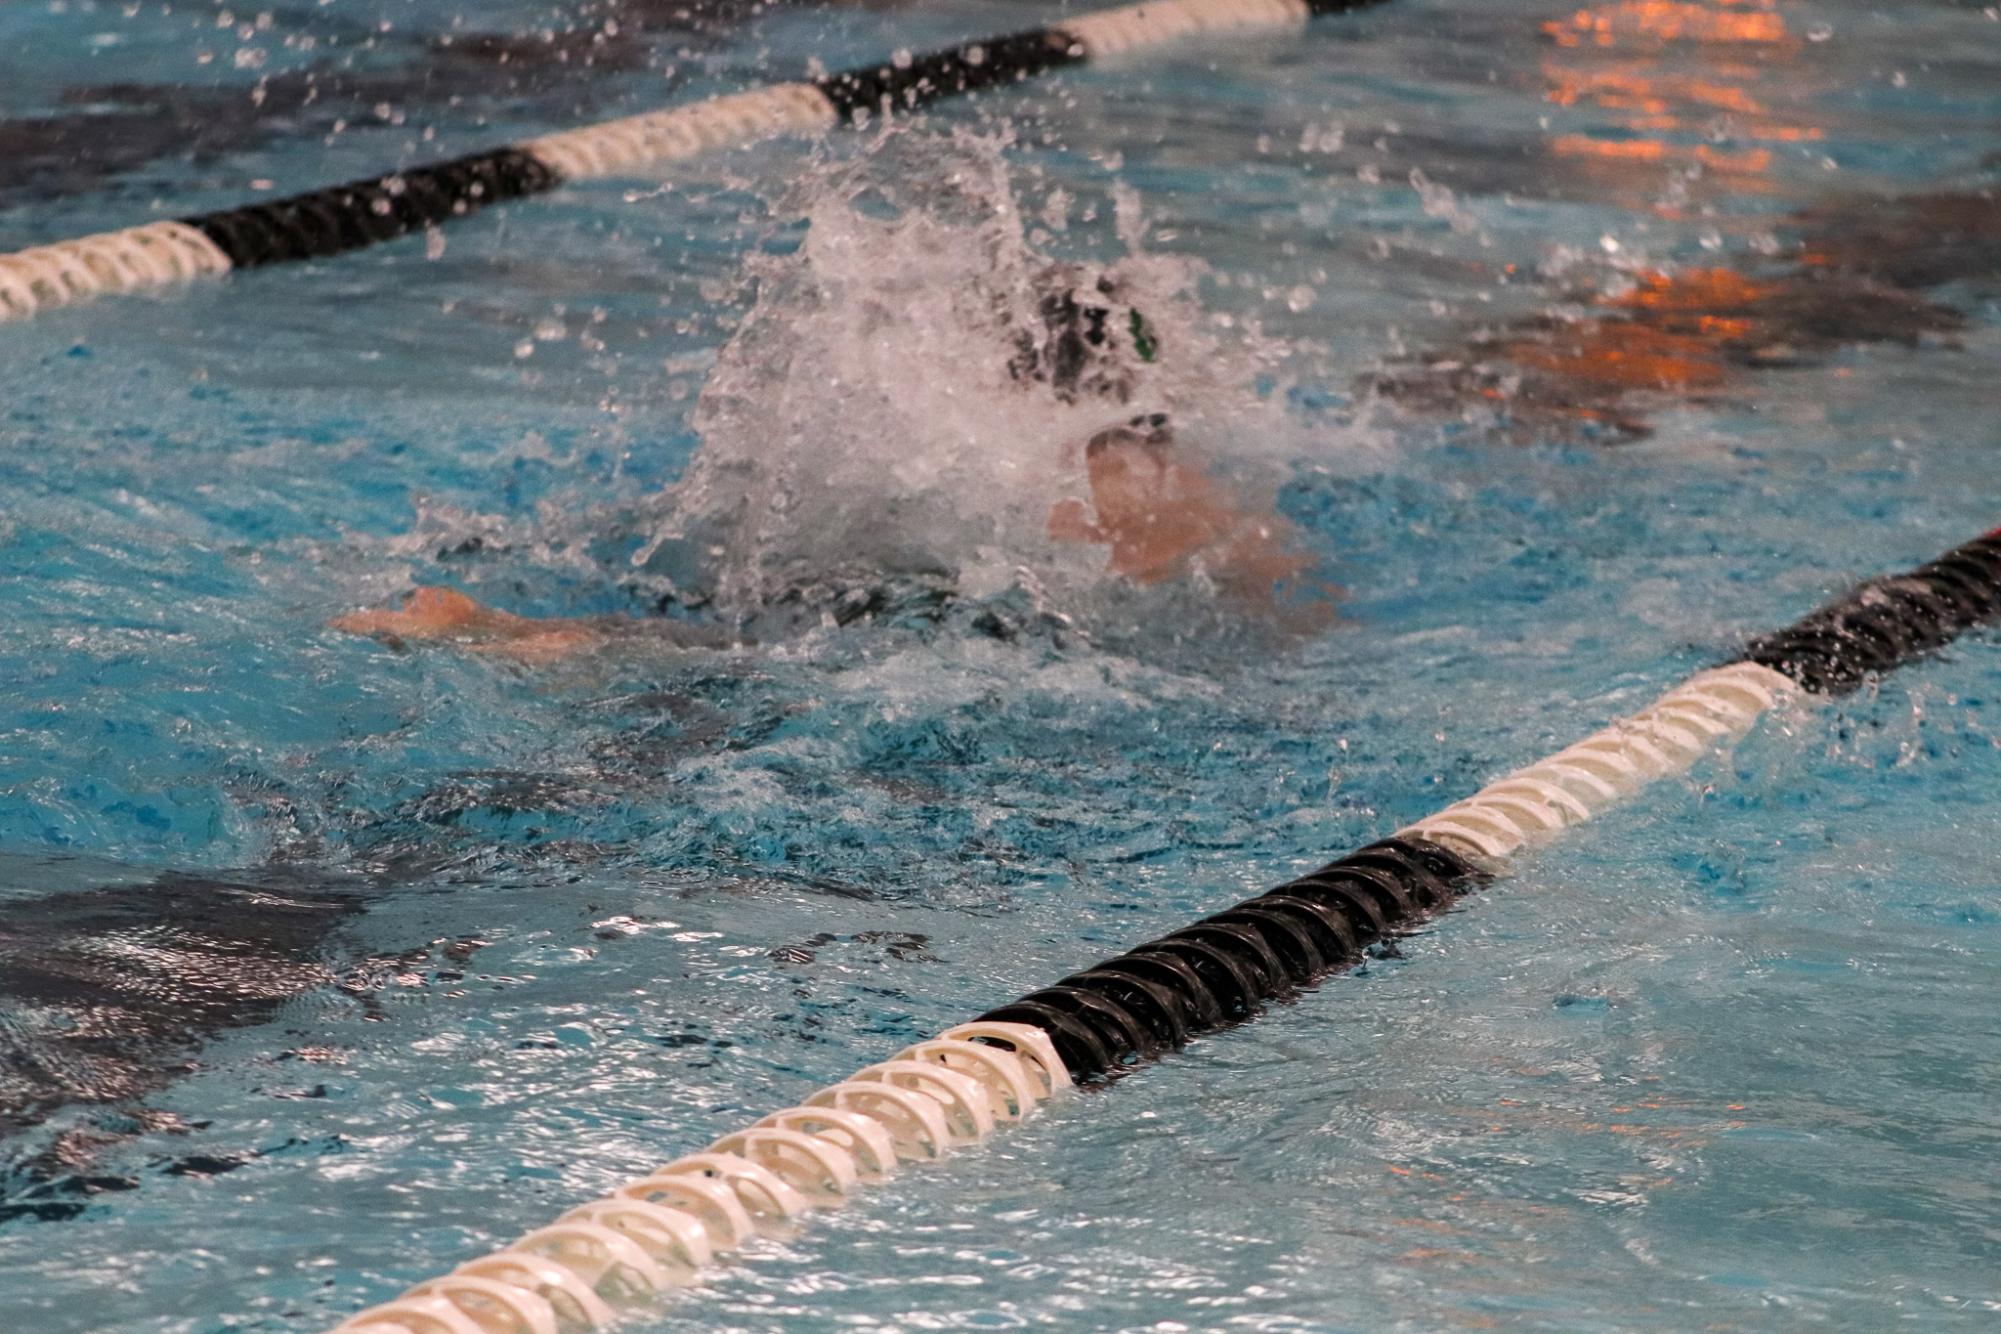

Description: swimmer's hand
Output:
[331,586,608,664]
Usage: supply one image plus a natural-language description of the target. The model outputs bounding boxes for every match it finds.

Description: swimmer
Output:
[336,266,1328,656]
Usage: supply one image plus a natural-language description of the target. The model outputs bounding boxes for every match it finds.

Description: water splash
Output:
[625,128,1314,635]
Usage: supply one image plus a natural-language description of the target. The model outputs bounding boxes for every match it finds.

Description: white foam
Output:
[628,128,1314,632]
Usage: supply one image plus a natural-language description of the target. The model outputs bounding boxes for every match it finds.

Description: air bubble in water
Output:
[1409,168,1481,236]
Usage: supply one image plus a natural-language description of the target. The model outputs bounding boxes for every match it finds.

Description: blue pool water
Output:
[3,0,2000,1329]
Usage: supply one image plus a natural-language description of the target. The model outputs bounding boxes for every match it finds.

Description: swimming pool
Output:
[3,0,2000,1328]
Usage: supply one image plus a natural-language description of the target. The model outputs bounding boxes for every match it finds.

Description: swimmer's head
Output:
[1009,264,1161,405]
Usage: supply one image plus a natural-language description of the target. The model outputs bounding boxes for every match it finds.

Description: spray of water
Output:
[624,128,1317,637]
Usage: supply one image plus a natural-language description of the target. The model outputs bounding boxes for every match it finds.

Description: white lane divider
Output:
[329,1023,1068,1334]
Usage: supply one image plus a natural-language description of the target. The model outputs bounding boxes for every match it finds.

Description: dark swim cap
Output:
[1009,265,1160,405]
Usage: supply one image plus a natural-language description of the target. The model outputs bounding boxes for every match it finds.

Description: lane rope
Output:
[0,0,1384,326]
[328,529,2001,1331]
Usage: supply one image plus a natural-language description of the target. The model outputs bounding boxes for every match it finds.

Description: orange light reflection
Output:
[1539,0,1822,204]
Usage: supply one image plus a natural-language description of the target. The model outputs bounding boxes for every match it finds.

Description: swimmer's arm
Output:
[332,586,666,664]
[333,586,742,664]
